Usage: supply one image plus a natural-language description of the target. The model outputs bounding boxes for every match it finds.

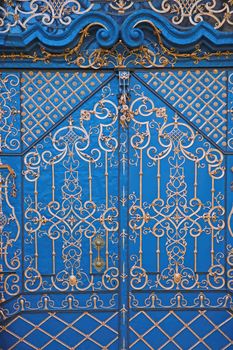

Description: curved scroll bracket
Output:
[0,12,119,49]
[228,205,233,238]
[121,10,233,50]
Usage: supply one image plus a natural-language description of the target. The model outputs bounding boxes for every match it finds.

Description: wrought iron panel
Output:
[0,69,233,349]
[22,76,120,295]
[129,73,226,293]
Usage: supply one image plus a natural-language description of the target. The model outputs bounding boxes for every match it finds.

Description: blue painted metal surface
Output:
[0,2,233,349]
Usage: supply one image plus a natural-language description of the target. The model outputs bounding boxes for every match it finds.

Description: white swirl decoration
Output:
[0,0,93,32]
[148,0,233,29]
[0,74,20,151]
[128,93,225,291]
[23,83,120,293]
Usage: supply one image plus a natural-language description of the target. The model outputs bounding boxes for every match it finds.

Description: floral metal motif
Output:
[90,0,139,14]
[129,291,233,309]
[23,84,120,293]
[0,35,174,69]
[0,0,232,346]
[128,84,226,291]
[1,292,118,319]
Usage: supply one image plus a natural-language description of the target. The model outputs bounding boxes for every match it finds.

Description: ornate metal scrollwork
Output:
[0,73,20,152]
[128,84,226,292]
[148,0,233,30]
[0,0,94,33]
[1,0,233,32]
[23,84,120,293]
[0,161,20,302]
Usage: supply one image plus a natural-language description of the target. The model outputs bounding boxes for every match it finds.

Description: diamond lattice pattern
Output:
[137,69,228,149]
[21,71,110,148]
[0,311,119,350]
[129,310,233,350]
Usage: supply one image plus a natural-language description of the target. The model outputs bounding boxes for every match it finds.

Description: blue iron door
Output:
[126,70,233,349]
[0,68,233,349]
[0,71,121,349]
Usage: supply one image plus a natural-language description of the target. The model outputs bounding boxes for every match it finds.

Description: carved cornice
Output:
[1,4,233,67]
[121,10,233,49]
[0,12,119,49]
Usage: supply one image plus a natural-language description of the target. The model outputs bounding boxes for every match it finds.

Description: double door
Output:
[1,68,233,349]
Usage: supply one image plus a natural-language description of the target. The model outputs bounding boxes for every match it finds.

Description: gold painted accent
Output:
[149,24,233,64]
[69,275,77,286]
[93,235,105,272]
[0,24,92,64]
[174,273,182,284]
[119,93,134,128]
[0,163,15,177]
[1,24,233,68]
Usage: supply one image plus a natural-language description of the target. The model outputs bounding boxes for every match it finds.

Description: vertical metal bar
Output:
[105,151,109,270]
[118,70,130,350]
